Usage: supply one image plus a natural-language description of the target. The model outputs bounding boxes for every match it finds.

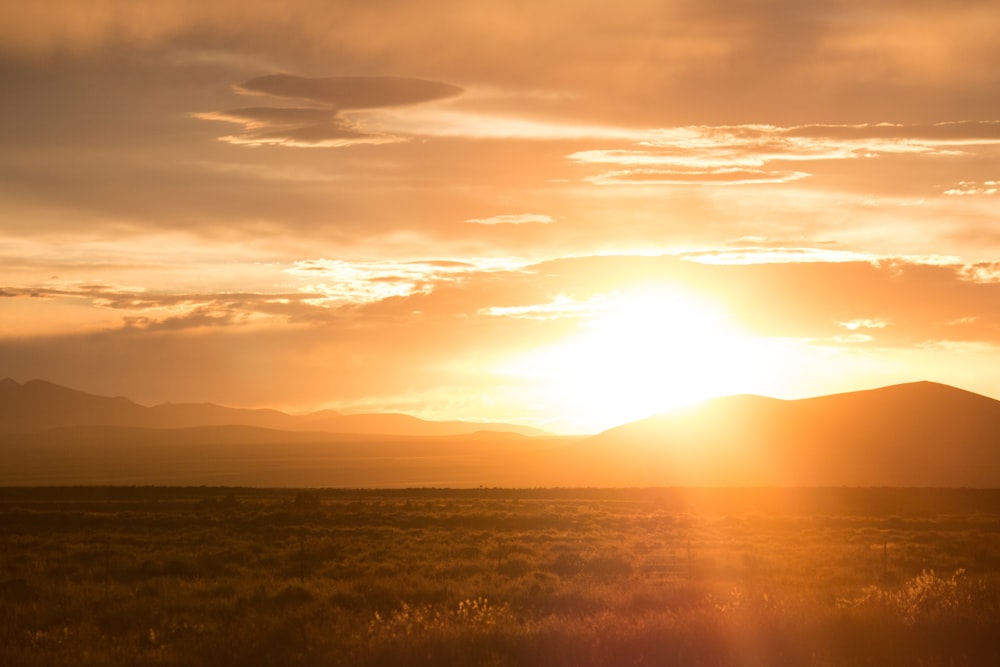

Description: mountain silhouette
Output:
[0,378,545,437]
[2,379,999,487]
[584,381,1000,487]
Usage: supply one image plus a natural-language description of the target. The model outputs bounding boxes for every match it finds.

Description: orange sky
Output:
[1,1,999,433]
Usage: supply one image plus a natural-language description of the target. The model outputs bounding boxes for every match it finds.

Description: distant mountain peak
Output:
[2,378,999,486]
[0,378,546,437]
[587,380,1000,487]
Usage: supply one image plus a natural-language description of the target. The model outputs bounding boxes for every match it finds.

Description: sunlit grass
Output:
[2,487,1000,665]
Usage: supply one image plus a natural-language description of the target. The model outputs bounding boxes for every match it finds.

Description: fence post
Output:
[104,538,111,598]
[299,531,306,584]
[687,539,692,580]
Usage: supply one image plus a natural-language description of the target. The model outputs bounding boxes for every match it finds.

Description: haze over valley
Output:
[3,378,999,488]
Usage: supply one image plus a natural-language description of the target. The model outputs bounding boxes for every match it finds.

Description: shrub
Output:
[839,568,996,624]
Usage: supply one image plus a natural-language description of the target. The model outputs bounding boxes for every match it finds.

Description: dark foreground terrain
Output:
[2,487,1000,666]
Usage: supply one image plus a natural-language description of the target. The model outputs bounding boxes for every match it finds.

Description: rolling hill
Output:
[582,381,1000,487]
[1,379,999,487]
[0,378,546,437]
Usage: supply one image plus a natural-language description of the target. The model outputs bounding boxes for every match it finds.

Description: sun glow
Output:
[496,287,777,433]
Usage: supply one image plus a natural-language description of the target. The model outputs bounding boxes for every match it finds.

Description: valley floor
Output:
[2,487,1000,666]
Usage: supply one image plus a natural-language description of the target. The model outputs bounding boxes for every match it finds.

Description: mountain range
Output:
[0,378,546,437]
[1,378,999,487]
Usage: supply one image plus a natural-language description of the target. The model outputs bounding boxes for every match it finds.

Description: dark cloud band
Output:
[235,74,463,109]
[199,74,463,147]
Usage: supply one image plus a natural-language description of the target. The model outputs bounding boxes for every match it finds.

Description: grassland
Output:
[2,487,1000,666]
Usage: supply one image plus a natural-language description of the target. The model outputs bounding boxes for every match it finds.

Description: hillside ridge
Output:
[587,380,1000,487]
[0,378,546,437]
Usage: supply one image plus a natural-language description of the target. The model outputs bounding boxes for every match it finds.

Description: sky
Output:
[1,0,999,433]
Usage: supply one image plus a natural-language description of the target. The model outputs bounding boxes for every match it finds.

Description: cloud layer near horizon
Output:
[4,253,1000,430]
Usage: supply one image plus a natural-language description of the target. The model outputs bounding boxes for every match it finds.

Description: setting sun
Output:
[494,287,774,432]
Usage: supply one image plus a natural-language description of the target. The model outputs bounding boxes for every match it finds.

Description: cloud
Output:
[0,282,337,332]
[567,121,1000,188]
[2,1,998,128]
[194,108,387,147]
[962,263,1000,283]
[8,251,1000,422]
[944,180,999,196]
[572,122,1000,167]
[452,254,1000,348]
[684,247,875,265]
[201,106,337,126]
[788,120,1000,142]
[122,308,242,332]
[585,168,810,186]
[480,295,601,320]
[235,74,462,109]
[198,74,463,147]
[839,318,889,331]
[361,253,1000,348]
[704,258,1000,345]
[464,214,554,225]
[1,29,996,257]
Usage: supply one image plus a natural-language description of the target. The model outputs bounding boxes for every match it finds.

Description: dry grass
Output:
[2,487,1000,665]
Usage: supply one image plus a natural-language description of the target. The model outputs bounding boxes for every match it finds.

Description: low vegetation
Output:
[2,487,1000,666]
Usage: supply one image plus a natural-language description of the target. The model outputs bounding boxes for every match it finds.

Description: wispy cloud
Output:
[944,180,999,196]
[0,282,319,332]
[283,257,525,305]
[197,74,464,147]
[464,213,554,225]
[374,106,652,141]
[585,168,810,186]
[194,108,388,148]
[480,295,601,320]
[839,318,889,331]
[235,74,462,109]
[683,247,876,265]
[569,122,1000,186]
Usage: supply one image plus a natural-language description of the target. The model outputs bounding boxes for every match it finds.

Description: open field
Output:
[2,487,1000,666]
